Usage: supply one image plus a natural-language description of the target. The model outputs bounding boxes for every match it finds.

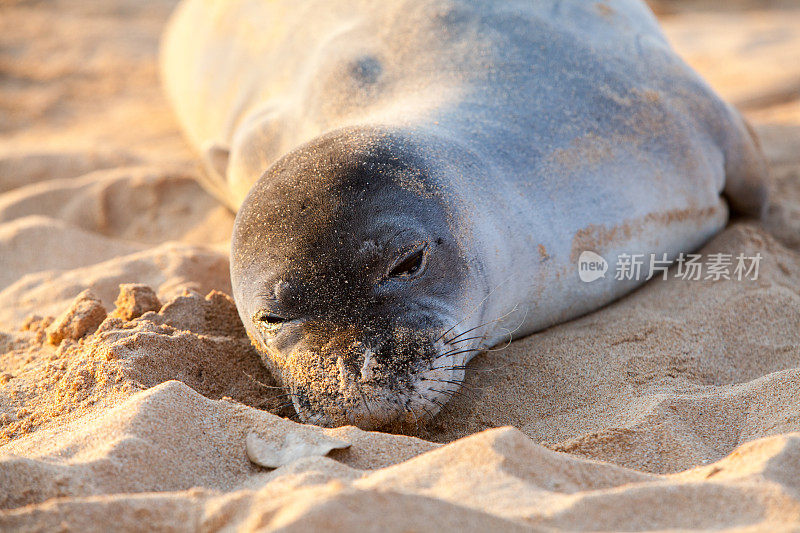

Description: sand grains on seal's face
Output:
[230,129,476,429]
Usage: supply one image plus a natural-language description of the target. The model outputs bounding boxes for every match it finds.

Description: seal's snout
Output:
[272,323,459,429]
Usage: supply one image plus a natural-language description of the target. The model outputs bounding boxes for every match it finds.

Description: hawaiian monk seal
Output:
[161,0,767,428]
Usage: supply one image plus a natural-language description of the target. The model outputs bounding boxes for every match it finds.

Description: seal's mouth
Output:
[265,324,482,430]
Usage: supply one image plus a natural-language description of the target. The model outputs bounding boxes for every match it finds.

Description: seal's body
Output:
[162,0,766,428]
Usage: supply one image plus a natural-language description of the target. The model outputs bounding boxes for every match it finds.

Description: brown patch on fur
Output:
[550,133,615,173]
[570,206,720,262]
[595,2,615,18]
[538,244,549,261]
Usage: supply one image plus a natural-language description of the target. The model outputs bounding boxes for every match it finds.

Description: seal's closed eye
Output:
[254,309,288,334]
[388,244,427,279]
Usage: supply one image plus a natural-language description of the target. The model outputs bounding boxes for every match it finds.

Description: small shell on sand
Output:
[246,430,351,469]
[45,289,107,346]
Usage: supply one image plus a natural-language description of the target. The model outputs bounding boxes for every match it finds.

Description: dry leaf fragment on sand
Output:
[246,430,351,469]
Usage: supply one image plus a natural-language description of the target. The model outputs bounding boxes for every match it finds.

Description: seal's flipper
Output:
[200,141,237,211]
[723,111,769,218]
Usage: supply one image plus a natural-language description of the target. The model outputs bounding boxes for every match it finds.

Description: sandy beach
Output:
[1,0,799,530]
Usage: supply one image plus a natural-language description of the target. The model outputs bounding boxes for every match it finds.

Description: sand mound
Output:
[2,383,799,530]
[0,239,231,329]
[1,287,279,445]
[1,0,799,530]
[0,166,230,245]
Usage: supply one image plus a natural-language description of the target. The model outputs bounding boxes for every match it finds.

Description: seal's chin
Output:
[281,336,471,430]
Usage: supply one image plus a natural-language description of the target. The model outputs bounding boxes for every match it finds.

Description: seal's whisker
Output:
[434,274,516,344]
[428,385,472,401]
[445,334,486,346]
[272,400,294,410]
[486,306,531,351]
[445,303,520,345]
[426,363,482,372]
[428,379,485,396]
[486,327,514,352]
[262,392,294,404]
[254,387,293,403]
[274,393,298,408]
[416,401,436,420]
[396,399,419,432]
[449,364,507,373]
[403,400,420,431]
[430,378,463,386]
[426,365,461,372]
[434,347,484,360]
[444,320,495,344]
[425,395,446,409]
[358,389,374,421]
[509,306,530,335]
[419,406,435,420]
[242,371,285,390]
[429,387,475,403]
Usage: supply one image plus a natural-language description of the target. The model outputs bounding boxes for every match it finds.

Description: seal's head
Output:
[231,127,484,429]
